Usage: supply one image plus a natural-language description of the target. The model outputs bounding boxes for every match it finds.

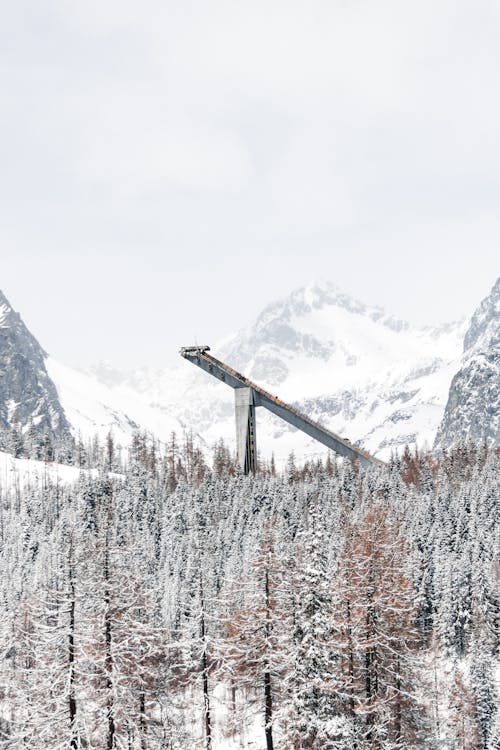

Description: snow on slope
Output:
[0,450,89,489]
[210,282,465,461]
[46,358,190,448]
[66,282,465,465]
[0,303,9,327]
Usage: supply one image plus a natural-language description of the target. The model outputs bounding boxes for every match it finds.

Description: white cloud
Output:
[267,126,355,230]
[74,99,253,193]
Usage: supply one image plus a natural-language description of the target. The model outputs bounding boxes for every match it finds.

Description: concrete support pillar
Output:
[235,387,257,474]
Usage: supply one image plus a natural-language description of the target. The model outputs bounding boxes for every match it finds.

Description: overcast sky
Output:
[1,0,499,368]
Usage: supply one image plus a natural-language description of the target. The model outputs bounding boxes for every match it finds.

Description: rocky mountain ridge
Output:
[0,290,72,449]
[434,277,499,450]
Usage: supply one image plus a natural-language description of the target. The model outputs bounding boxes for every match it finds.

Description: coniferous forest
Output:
[0,434,498,749]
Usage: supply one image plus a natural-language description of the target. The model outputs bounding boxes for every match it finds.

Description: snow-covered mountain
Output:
[44,358,187,446]
[67,282,466,464]
[434,277,499,450]
[4,280,496,464]
[0,290,72,445]
[176,282,467,462]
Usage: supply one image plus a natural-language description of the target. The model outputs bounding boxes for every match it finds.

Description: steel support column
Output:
[234,387,257,474]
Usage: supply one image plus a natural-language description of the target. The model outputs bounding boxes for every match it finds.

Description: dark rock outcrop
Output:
[434,278,499,450]
[0,290,72,450]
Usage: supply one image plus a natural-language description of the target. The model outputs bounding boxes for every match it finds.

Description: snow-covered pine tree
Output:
[283,495,344,749]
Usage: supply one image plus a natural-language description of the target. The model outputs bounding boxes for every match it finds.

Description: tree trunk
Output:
[104,534,115,750]
[364,606,376,748]
[68,559,77,750]
[139,689,147,750]
[264,668,274,750]
[200,578,212,750]
[433,659,441,744]
[264,568,274,750]
[394,656,402,743]
[346,598,357,749]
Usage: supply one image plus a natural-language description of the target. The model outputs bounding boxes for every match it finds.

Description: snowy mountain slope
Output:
[0,450,125,492]
[46,358,191,447]
[195,283,465,460]
[0,449,93,489]
[434,277,499,450]
[0,289,72,444]
[88,282,466,463]
[2,281,483,463]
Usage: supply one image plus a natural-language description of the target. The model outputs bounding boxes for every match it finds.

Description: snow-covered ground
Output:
[0,451,124,490]
[0,450,87,489]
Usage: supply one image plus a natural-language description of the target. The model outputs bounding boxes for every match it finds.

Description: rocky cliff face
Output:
[434,278,499,450]
[0,290,72,446]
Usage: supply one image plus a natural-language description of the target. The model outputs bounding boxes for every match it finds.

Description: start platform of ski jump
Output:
[180,346,385,474]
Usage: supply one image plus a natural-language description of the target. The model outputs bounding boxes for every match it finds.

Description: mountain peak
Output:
[292,280,368,311]
[0,288,71,445]
[251,281,410,344]
[0,289,12,306]
[434,277,499,449]
[300,280,346,308]
[0,289,15,328]
[206,279,467,460]
[463,276,499,353]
